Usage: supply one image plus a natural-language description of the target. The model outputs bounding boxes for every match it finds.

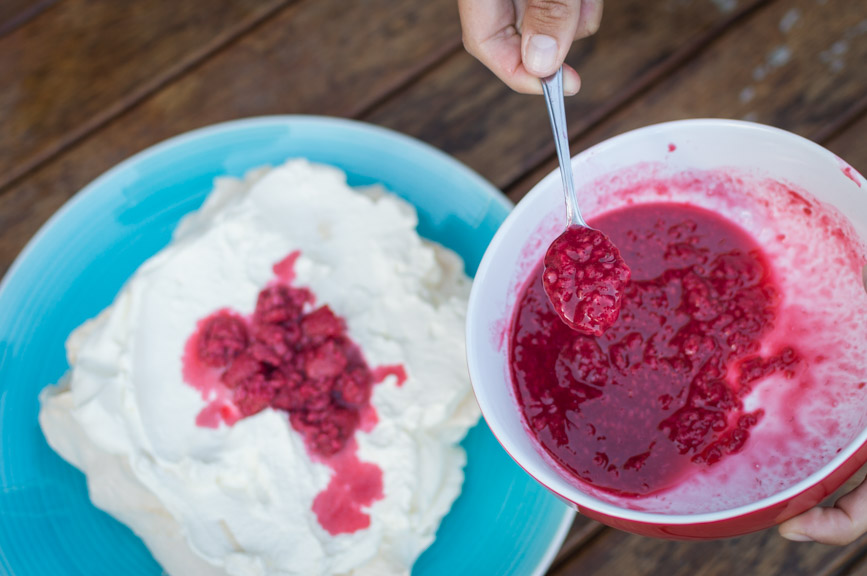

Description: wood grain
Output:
[0,0,57,37]
[509,0,867,201]
[366,0,771,192]
[0,0,462,278]
[0,0,291,191]
[548,518,605,570]
[550,468,867,576]
[551,528,867,576]
[827,112,867,175]
[839,553,867,576]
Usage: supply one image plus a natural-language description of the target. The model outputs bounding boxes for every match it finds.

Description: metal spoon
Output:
[541,67,587,229]
[540,67,629,336]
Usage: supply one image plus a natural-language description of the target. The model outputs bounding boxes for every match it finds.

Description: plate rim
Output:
[0,114,514,301]
[532,507,576,576]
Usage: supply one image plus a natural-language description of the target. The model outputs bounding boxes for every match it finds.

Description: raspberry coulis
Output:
[543,226,631,336]
[182,251,404,535]
[511,202,803,497]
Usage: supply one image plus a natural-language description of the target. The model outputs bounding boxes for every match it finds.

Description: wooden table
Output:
[2,0,866,574]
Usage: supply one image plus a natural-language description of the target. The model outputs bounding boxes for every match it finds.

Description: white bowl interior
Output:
[467,119,867,522]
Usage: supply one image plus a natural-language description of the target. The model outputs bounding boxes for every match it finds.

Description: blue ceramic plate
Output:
[0,117,573,576]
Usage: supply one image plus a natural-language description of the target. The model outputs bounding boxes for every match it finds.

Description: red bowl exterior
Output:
[478,384,867,540]
[469,119,867,542]
[562,439,867,540]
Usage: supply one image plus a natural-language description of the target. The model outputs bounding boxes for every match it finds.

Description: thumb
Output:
[779,475,867,545]
[520,0,582,77]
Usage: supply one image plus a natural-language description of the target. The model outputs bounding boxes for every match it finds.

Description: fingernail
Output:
[781,532,814,542]
[525,34,558,76]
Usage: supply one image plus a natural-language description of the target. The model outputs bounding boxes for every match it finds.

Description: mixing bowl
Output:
[467,119,867,539]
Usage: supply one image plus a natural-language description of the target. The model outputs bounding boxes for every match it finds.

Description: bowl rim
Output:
[0,114,514,300]
[467,117,867,525]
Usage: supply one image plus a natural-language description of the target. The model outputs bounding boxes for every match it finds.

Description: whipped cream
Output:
[39,160,480,576]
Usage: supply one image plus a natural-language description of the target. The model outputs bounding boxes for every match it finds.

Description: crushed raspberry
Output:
[184,252,404,460]
[291,405,360,456]
[190,297,374,456]
[248,323,293,366]
[182,250,397,536]
[220,352,263,389]
[197,311,248,368]
[333,369,373,409]
[543,226,631,336]
[512,203,803,496]
[302,340,350,380]
[302,306,346,341]
[254,284,313,325]
[232,373,276,417]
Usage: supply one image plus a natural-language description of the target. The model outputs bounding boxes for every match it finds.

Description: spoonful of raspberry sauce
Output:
[540,68,631,336]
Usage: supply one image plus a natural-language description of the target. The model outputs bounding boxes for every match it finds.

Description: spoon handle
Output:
[542,67,587,228]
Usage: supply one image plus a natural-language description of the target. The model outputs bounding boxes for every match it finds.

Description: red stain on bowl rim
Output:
[835,155,863,188]
[843,165,862,188]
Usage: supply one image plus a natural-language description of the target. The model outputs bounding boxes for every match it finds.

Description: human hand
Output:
[779,475,867,545]
[458,0,603,96]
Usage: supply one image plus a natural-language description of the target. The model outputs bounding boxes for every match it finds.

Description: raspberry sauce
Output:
[182,251,405,534]
[510,202,802,497]
[543,226,630,336]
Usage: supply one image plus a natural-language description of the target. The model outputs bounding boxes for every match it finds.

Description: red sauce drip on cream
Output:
[181,312,244,428]
[372,364,408,387]
[272,251,301,283]
[312,439,385,535]
[182,249,404,534]
[510,203,803,496]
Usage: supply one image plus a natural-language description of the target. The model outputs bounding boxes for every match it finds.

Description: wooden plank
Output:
[365,0,771,193]
[551,527,866,576]
[548,517,605,570]
[0,0,291,191]
[827,112,867,176]
[550,468,867,576]
[839,549,867,576]
[0,0,57,37]
[510,0,867,202]
[0,0,462,278]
